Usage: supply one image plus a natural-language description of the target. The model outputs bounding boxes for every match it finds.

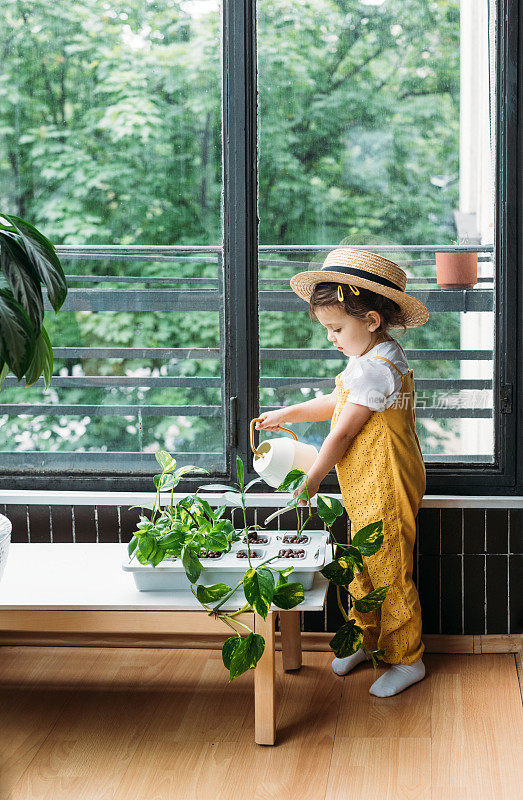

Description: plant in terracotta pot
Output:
[435,235,478,289]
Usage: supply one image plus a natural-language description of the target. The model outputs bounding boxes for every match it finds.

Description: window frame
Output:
[1,0,520,495]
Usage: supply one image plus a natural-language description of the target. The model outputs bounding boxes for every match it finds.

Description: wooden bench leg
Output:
[254,611,276,745]
[279,610,302,671]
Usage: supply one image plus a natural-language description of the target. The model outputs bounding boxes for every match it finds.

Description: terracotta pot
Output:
[436,251,478,289]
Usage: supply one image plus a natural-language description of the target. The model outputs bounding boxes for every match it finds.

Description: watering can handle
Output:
[250,417,298,455]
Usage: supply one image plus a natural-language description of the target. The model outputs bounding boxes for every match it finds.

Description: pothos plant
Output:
[272,467,390,670]
[127,451,391,680]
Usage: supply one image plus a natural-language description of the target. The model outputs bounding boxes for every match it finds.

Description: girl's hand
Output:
[255,410,288,432]
[293,477,320,506]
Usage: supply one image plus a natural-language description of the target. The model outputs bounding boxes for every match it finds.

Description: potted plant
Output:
[125,451,391,681]
[435,235,478,289]
[0,213,68,583]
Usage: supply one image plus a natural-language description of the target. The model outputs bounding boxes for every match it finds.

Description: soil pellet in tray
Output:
[278,548,306,559]
[282,535,309,544]
[242,535,269,544]
[236,550,261,559]
[199,549,222,559]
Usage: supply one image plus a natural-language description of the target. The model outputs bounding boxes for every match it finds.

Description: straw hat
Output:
[289,247,429,328]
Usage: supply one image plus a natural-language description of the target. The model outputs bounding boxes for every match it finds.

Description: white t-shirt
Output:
[338,339,410,413]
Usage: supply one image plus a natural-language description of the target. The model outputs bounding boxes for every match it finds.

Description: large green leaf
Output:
[196,583,231,604]
[273,581,304,610]
[182,546,202,583]
[329,620,365,658]
[24,326,53,388]
[316,494,344,526]
[0,289,36,380]
[321,556,354,587]
[0,232,44,332]
[276,468,307,493]
[155,450,176,472]
[1,215,67,312]
[351,520,384,556]
[236,455,244,488]
[353,585,391,613]
[243,567,275,619]
[222,636,242,670]
[228,632,265,680]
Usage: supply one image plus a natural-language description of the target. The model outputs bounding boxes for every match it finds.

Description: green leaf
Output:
[0,289,36,379]
[174,465,205,480]
[275,566,294,588]
[222,636,242,670]
[276,468,307,493]
[236,456,244,488]
[0,232,44,332]
[196,583,231,604]
[24,326,53,388]
[229,632,265,681]
[351,520,384,556]
[153,473,171,491]
[155,450,176,472]
[316,494,344,526]
[273,581,304,610]
[157,529,185,550]
[206,530,228,551]
[128,536,138,557]
[1,215,67,312]
[354,585,391,613]
[197,497,216,521]
[150,547,166,567]
[244,477,263,492]
[345,545,364,573]
[321,556,354,587]
[329,620,365,658]
[182,546,202,583]
[138,533,155,561]
[0,361,9,391]
[243,567,275,619]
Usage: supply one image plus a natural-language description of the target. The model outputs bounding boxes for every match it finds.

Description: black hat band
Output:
[320,265,402,292]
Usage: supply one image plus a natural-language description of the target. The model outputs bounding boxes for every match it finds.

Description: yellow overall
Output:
[330,356,426,665]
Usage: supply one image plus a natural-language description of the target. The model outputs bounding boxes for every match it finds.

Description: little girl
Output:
[256,247,429,698]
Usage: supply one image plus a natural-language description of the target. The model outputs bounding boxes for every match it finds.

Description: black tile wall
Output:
[486,509,509,553]
[441,509,462,554]
[2,501,522,635]
[486,555,508,633]
[50,506,74,543]
[463,554,486,634]
[464,508,485,553]
[441,554,462,634]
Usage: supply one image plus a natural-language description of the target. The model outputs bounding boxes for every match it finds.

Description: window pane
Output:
[0,1,225,475]
[258,0,496,465]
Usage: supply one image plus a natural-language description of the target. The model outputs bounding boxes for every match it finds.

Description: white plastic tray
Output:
[122,530,329,592]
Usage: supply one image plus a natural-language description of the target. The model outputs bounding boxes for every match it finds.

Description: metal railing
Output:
[0,244,495,470]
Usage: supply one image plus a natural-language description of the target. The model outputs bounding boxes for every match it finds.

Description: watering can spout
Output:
[250,418,319,489]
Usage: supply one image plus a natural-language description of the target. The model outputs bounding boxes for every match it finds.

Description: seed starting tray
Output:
[123,530,329,592]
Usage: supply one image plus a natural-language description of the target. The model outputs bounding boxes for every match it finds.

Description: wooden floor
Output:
[0,647,521,800]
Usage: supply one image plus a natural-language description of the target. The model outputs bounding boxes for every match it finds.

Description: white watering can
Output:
[250,417,319,489]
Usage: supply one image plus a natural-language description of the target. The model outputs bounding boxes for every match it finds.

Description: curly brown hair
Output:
[308,282,408,334]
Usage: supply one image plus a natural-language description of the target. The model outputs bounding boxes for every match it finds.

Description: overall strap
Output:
[371,355,407,377]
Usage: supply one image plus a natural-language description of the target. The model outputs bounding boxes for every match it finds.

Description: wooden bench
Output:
[0,543,328,745]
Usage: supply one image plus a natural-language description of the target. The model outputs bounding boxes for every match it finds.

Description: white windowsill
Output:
[0,490,520,509]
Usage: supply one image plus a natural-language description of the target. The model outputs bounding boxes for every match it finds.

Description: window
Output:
[0,0,519,493]
[258,0,498,468]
